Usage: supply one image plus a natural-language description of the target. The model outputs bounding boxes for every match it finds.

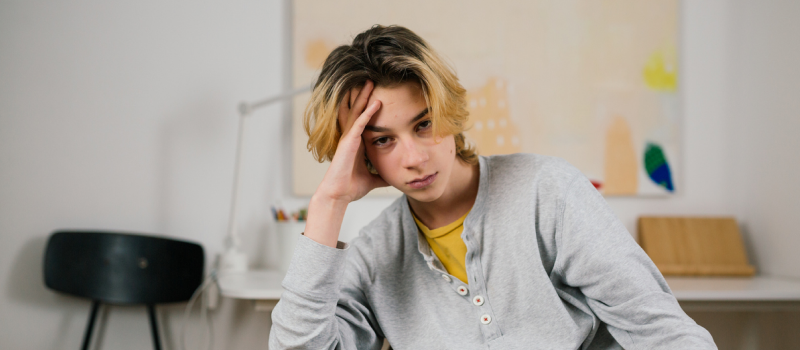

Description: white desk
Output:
[218,270,800,312]
[665,276,800,311]
[217,270,285,311]
[218,270,284,299]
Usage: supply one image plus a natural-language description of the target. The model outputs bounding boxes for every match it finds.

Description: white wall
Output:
[0,1,288,349]
[726,0,800,280]
[680,1,800,349]
[1,1,798,349]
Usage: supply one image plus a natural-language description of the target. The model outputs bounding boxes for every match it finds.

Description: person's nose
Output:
[401,139,429,169]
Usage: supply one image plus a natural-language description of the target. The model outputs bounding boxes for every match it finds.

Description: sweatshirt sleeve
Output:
[269,234,383,350]
[552,172,717,350]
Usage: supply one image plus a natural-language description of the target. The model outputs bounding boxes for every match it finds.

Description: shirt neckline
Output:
[413,211,470,239]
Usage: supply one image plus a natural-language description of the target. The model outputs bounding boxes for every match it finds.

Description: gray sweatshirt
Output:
[269,154,717,349]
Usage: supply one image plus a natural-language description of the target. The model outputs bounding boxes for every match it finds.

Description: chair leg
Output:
[147,304,162,350]
[81,300,101,350]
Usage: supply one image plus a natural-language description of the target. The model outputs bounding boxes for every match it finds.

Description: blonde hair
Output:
[304,25,477,166]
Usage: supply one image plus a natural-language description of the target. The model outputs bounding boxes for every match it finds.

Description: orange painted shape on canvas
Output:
[603,116,638,195]
[305,39,334,69]
[463,78,522,155]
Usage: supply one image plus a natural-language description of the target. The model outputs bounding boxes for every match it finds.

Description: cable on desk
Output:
[181,269,218,350]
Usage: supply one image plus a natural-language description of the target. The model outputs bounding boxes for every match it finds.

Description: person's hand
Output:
[315,80,388,204]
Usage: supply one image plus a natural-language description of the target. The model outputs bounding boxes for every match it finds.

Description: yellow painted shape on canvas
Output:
[643,49,677,92]
[463,78,522,155]
[604,116,638,195]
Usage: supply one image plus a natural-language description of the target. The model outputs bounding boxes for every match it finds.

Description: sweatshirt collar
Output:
[401,156,488,266]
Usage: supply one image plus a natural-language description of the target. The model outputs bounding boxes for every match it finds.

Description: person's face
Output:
[362,81,457,203]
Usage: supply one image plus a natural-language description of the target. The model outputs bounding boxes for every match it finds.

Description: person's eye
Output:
[416,120,432,131]
[372,137,391,147]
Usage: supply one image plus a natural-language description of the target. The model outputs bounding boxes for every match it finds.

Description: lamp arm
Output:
[238,86,312,117]
[225,113,247,251]
[223,85,312,261]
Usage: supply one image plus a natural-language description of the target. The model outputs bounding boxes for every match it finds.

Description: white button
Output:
[480,314,492,324]
[472,295,484,306]
[442,275,452,282]
[457,286,468,296]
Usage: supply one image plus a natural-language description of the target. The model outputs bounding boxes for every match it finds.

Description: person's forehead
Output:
[368,81,425,105]
[367,82,426,122]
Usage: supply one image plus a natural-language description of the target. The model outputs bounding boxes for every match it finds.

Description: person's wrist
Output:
[311,189,352,207]
[310,191,350,211]
[305,192,349,248]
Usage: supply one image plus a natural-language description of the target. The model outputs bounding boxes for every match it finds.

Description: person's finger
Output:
[349,86,361,112]
[340,89,351,112]
[338,90,351,133]
[349,100,381,136]
[337,100,381,157]
[338,100,380,152]
[351,80,374,117]
[343,86,362,132]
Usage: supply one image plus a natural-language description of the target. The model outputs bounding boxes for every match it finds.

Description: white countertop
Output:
[218,270,800,303]
[217,270,285,300]
[665,276,800,301]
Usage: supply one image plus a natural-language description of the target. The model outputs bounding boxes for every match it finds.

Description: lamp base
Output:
[219,248,248,272]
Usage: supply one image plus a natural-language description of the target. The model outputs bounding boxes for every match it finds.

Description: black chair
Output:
[43,230,204,350]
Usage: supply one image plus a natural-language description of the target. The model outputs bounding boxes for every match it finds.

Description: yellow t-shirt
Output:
[413,211,470,283]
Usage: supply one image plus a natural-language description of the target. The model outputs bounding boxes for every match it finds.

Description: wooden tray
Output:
[638,217,756,276]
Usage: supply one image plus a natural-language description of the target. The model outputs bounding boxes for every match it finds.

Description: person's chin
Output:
[403,185,445,203]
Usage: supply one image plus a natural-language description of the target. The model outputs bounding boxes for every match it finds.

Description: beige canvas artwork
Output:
[292,0,680,196]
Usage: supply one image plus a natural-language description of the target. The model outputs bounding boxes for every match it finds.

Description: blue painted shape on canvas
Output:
[644,143,674,192]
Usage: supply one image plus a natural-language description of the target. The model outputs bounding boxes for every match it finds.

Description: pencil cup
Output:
[275,221,306,272]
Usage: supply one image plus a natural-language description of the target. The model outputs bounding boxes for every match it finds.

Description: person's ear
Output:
[365,156,379,175]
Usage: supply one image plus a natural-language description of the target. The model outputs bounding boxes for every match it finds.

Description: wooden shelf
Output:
[639,217,756,276]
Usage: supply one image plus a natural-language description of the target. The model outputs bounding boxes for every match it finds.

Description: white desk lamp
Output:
[219,86,311,272]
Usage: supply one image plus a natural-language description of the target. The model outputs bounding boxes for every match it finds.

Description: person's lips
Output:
[407,172,438,189]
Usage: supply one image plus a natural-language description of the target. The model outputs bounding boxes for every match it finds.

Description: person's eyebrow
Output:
[364,124,390,132]
[364,108,430,133]
[408,108,430,125]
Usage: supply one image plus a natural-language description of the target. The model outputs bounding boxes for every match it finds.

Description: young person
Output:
[269,25,716,349]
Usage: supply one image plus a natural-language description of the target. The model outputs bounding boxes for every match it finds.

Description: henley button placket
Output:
[462,228,501,341]
[480,314,492,325]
